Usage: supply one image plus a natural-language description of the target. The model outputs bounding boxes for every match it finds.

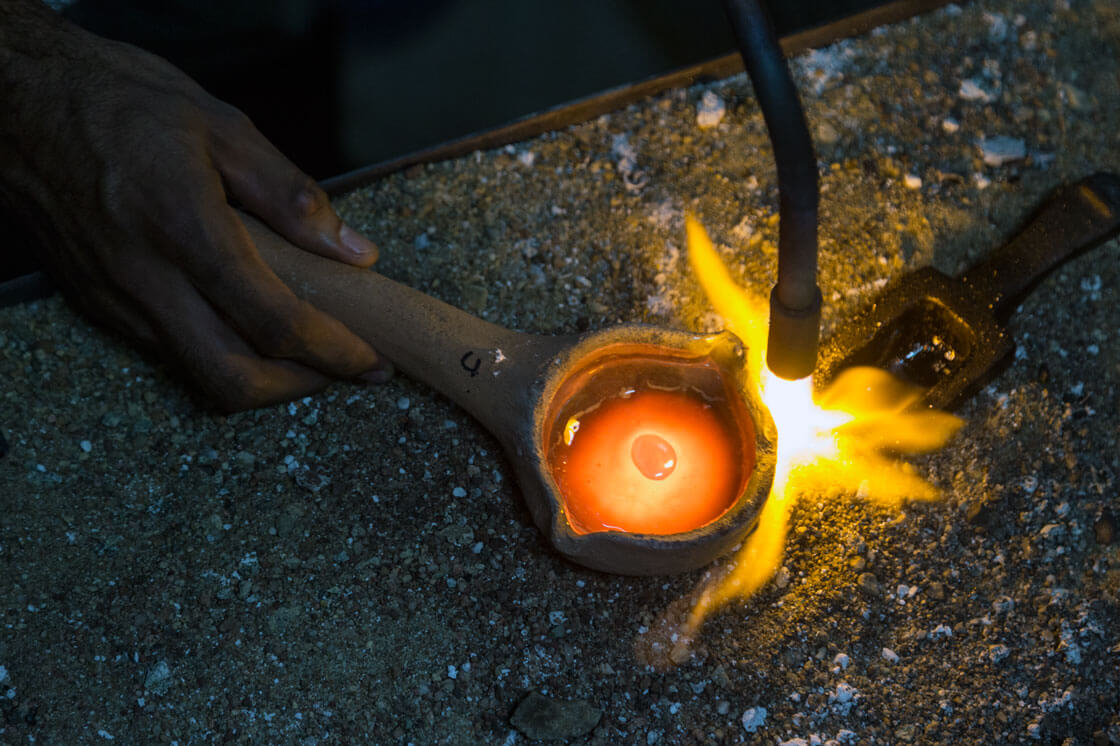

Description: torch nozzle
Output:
[766,285,821,381]
[722,0,822,381]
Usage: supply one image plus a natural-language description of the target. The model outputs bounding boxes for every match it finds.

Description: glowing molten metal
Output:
[555,388,741,535]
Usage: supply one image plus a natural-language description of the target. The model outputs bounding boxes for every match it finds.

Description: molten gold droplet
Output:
[631,434,677,480]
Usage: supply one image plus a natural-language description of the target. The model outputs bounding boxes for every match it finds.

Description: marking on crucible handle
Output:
[461,351,482,377]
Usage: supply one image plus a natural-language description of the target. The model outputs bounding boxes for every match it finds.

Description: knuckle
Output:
[251,310,309,359]
[205,102,259,158]
[289,176,331,221]
[210,100,254,132]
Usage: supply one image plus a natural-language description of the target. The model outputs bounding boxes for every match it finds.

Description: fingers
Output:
[146,174,390,383]
[112,247,348,411]
[39,233,161,350]
[149,273,337,412]
[51,236,327,411]
[70,284,160,351]
[207,109,379,268]
[97,234,390,411]
[6,31,390,411]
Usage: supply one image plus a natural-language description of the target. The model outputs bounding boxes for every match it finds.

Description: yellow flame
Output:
[679,216,963,641]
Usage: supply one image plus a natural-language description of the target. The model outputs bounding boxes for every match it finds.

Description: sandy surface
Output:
[3,1,1119,743]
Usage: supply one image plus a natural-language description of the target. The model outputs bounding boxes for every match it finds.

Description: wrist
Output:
[0,1,76,57]
[0,2,93,253]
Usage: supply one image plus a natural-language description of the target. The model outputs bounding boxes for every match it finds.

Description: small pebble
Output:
[696,91,726,129]
[740,706,767,733]
[931,624,953,639]
[989,644,1011,663]
[1060,83,1091,111]
[396,397,410,410]
[144,661,173,694]
[510,692,601,740]
[816,120,840,145]
[1095,513,1115,545]
[978,135,1026,166]
[959,78,992,102]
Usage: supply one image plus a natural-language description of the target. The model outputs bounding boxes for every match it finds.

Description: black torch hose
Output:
[721,0,822,380]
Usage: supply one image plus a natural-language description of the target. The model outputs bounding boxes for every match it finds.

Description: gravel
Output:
[2,0,1119,743]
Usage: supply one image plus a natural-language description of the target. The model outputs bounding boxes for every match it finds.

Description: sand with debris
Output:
[2,1,1119,743]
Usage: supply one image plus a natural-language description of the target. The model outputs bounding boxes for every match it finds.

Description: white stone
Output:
[741,706,767,733]
[144,660,173,693]
[696,91,726,130]
[959,78,992,102]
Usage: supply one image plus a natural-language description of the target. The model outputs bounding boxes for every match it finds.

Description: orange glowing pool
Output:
[551,387,744,535]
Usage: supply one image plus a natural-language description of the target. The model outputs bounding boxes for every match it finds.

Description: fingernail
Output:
[340,224,379,263]
[358,363,394,384]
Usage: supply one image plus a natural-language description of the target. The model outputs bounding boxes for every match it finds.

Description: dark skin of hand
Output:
[0,1,392,411]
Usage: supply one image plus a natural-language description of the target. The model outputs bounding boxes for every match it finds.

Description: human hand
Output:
[0,2,392,410]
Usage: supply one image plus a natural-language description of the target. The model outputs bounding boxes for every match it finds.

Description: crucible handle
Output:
[248,214,566,435]
[960,172,1120,318]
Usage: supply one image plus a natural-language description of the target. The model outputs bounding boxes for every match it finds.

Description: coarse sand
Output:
[2,1,1119,743]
